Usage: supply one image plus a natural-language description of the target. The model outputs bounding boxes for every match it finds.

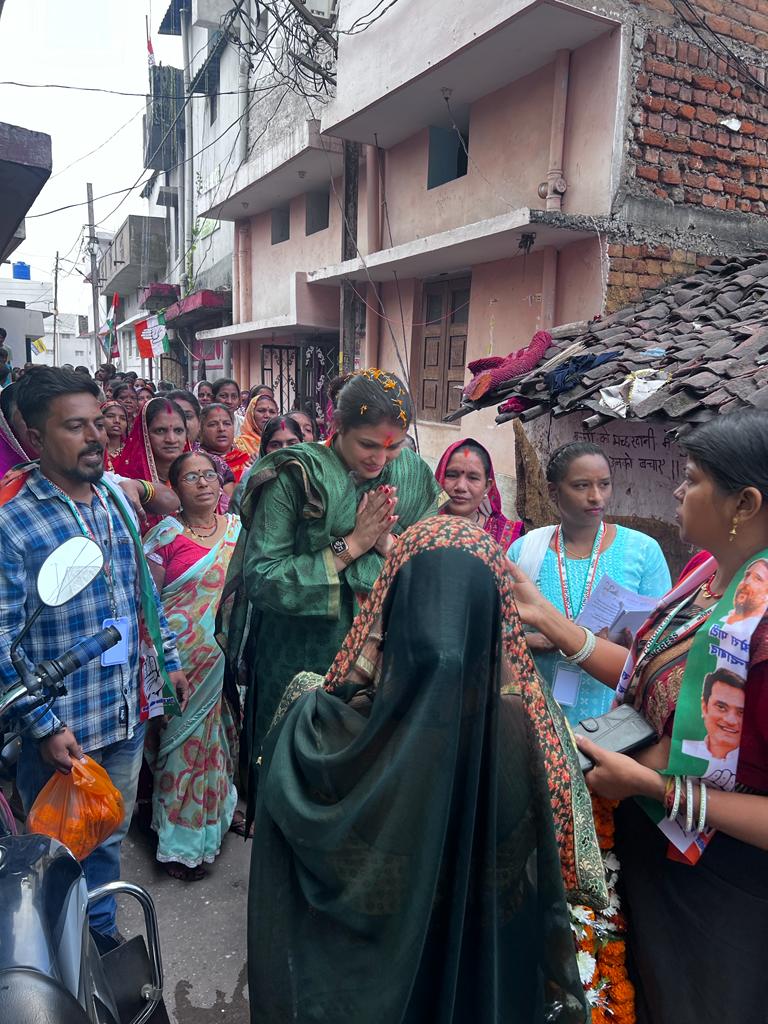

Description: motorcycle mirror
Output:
[36,537,104,607]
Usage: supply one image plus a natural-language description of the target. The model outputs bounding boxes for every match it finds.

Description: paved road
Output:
[118,818,251,1023]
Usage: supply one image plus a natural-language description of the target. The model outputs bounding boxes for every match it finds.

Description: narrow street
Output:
[119,819,250,1023]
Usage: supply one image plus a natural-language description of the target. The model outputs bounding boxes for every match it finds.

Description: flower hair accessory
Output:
[359,368,409,428]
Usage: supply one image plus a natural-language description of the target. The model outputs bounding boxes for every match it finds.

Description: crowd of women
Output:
[2,359,768,1024]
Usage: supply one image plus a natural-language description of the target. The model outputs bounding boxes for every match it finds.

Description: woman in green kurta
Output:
[217,370,443,817]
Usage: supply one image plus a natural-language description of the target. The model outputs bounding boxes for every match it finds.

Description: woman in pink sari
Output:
[435,438,523,549]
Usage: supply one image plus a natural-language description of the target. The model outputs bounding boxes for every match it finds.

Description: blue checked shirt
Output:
[0,469,180,752]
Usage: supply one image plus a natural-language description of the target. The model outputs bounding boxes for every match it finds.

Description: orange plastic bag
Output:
[27,756,124,861]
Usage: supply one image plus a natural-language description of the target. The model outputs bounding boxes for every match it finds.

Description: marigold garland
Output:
[568,795,635,1023]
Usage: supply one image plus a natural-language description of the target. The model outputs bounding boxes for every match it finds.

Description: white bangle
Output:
[668,775,682,821]
[560,627,596,665]
[685,776,695,832]
[697,780,707,833]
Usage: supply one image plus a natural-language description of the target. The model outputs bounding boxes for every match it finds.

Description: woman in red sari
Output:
[114,397,188,530]
[435,437,523,549]
[200,403,251,483]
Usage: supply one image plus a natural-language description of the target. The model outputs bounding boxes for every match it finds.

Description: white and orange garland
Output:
[569,796,635,1024]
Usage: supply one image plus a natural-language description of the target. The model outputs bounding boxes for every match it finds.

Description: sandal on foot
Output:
[164,861,206,882]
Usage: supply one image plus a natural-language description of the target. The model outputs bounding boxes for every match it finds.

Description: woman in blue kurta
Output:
[508,441,670,725]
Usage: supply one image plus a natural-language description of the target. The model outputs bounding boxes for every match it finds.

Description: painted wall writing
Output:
[526,413,687,525]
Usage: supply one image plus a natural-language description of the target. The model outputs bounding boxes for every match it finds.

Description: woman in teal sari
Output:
[145,451,241,880]
[218,370,443,820]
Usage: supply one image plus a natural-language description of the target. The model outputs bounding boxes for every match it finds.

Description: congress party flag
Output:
[135,313,170,359]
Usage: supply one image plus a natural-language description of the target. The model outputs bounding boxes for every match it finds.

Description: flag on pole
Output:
[99,293,120,359]
[146,16,156,68]
[31,337,46,354]
[135,312,170,359]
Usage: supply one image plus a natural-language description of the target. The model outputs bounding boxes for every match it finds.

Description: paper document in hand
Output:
[576,575,657,643]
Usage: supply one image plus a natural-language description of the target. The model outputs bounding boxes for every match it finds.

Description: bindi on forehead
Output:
[384,435,394,448]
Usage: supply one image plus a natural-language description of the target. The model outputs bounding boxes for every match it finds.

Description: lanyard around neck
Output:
[49,480,117,608]
[555,521,605,620]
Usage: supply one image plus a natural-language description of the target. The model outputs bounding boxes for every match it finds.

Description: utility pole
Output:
[339,141,362,373]
[86,183,103,367]
[52,250,59,366]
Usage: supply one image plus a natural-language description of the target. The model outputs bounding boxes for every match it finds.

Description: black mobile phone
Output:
[577,704,658,773]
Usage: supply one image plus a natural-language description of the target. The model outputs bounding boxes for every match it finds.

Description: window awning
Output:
[189,30,227,94]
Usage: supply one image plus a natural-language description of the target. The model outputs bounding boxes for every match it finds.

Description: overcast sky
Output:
[0,0,182,321]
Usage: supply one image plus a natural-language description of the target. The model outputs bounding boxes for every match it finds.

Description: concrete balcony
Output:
[322,0,617,147]
[307,208,596,284]
[0,122,52,262]
[98,215,168,297]
[198,119,343,221]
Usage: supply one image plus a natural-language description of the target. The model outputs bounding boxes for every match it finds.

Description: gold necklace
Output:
[183,513,218,539]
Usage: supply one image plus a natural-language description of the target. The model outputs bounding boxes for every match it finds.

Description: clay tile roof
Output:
[455,252,768,436]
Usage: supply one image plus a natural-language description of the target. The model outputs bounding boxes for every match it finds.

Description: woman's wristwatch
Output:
[331,536,355,567]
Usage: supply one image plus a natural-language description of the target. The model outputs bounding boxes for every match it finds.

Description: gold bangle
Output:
[140,481,156,505]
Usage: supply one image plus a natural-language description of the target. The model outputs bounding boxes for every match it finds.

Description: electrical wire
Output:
[670,0,768,96]
[50,106,146,180]
[337,0,401,35]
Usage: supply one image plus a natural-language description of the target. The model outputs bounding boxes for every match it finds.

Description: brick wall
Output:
[605,243,714,311]
[629,0,768,49]
[631,29,768,213]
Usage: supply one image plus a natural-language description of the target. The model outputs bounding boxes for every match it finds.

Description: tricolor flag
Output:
[135,312,170,359]
[99,293,120,359]
[31,337,46,354]
[147,16,156,68]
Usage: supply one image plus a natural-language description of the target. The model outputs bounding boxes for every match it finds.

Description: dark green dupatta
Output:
[247,518,605,1024]
[215,443,442,812]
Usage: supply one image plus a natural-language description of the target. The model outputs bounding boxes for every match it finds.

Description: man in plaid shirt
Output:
[0,367,189,942]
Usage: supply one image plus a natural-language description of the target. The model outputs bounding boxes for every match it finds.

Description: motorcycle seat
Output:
[0,966,91,1023]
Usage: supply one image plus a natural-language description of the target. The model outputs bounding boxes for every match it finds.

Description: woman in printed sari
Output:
[435,437,523,548]
[509,410,768,1024]
[145,451,241,881]
[248,516,606,1024]
[218,370,443,817]
[200,403,252,483]
[113,397,188,531]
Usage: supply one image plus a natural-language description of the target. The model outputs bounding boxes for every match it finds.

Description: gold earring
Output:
[729,517,739,543]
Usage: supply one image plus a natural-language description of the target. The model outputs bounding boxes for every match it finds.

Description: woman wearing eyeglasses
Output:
[143,451,242,881]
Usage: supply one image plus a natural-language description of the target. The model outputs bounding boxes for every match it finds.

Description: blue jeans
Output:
[18,725,145,937]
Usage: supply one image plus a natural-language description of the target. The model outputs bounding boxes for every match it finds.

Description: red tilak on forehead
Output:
[279,419,286,430]
[384,435,394,448]
[463,448,471,457]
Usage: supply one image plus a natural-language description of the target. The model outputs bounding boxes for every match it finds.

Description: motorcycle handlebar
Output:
[38,625,121,685]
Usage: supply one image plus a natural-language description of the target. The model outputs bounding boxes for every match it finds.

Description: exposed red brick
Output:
[705,175,724,191]
[637,165,660,181]
[638,274,664,288]
[607,243,624,257]
[714,81,731,95]
[661,167,682,185]
[692,73,717,90]
[639,127,666,146]
[642,94,666,112]
[623,244,642,259]
[683,172,706,188]
[737,151,761,166]
[647,58,676,78]
[741,121,757,134]
[743,185,761,199]
[696,106,719,125]
[690,140,715,157]
[636,72,650,90]
[678,103,696,119]
[664,137,689,153]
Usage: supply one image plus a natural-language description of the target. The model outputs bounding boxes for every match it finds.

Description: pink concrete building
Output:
[198,0,622,491]
[197,0,768,495]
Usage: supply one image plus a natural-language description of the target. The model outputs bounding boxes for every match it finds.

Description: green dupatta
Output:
[101,478,180,718]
